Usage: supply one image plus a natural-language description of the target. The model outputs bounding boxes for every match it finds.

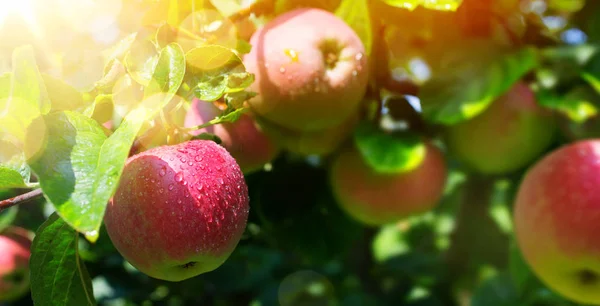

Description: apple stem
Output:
[0,189,44,213]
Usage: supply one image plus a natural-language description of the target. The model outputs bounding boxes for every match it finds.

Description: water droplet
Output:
[196,183,204,191]
[195,155,203,162]
[168,184,174,191]
[183,180,188,186]
[355,53,363,61]
[352,70,358,76]
[284,48,299,62]
[169,157,174,161]
[159,166,167,177]
[159,188,164,194]
[181,157,187,163]
[177,148,187,154]
[175,172,184,183]
[279,67,286,73]
[217,177,224,185]
[196,194,203,200]
[188,161,193,166]
[177,199,182,204]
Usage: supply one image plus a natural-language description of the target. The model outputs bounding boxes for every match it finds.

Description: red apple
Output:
[184,99,280,173]
[514,140,600,304]
[329,143,447,225]
[0,227,33,302]
[104,140,250,282]
[243,8,369,132]
[445,82,556,175]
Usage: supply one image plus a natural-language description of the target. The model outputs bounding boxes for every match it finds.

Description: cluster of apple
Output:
[103,7,600,304]
[3,6,599,306]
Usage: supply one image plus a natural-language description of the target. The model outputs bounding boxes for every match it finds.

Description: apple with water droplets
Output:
[243,8,369,132]
[184,99,280,173]
[104,139,250,282]
[514,140,600,304]
[0,227,33,302]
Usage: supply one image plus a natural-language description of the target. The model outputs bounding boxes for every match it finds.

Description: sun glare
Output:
[0,0,37,28]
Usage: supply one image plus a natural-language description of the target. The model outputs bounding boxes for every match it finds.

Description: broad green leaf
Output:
[471,272,519,306]
[353,122,426,174]
[0,46,50,142]
[420,44,538,125]
[30,213,96,306]
[43,73,86,112]
[548,0,585,12]
[0,167,27,188]
[583,50,600,94]
[124,40,160,86]
[0,206,18,233]
[536,86,599,123]
[144,43,186,102]
[186,45,250,101]
[89,94,114,124]
[381,0,462,11]
[335,0,372,56]
[25,108,149,242]
[0,139,30,187]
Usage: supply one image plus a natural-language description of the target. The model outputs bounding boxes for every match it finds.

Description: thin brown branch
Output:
[0,189,44,213]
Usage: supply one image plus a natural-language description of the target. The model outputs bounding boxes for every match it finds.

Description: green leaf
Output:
[380,0,462,11]
[0,139,30,187]
[353,122,426,174]
[0,206,18,233]
[509,242,533,297]
[536,86,599,123]
[30,213,96,306]
[144,43,186,101]
[471,272,519,306]
[548,0,585,12]
[335,0,372,56]
[583,50,600,94]
[0,167,27,188]
[124,40,160,86]
[420,44,538,125]
[25,109,149,242]
[0,46,50,142]
[186,45,250,101]
[43,73,86,113]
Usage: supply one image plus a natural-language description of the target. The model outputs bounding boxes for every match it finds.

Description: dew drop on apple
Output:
[196,183,204,191]
[159,166,167,177]
[194,155,203,162]
[181,157,187,163]
[355,53,363,61]
[175,172,184,183]
[279,67,286,73]
[188,161,193,166]
[168,184,175,191]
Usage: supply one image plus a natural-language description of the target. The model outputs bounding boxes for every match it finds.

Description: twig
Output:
[0,189,44,213]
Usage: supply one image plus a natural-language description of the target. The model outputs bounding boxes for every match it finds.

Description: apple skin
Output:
[255,111,359,156]
[445,82,556,175]
[0,227,33,302]
[243,8,369,132]
[329,143,447,225]
[104,140,250,282]
[184,99,280,173]
[514,140,600,304]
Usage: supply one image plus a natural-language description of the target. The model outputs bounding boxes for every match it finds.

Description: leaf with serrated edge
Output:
[30,213,96,306]
[144,43,186,101]
[25,108,151,242]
